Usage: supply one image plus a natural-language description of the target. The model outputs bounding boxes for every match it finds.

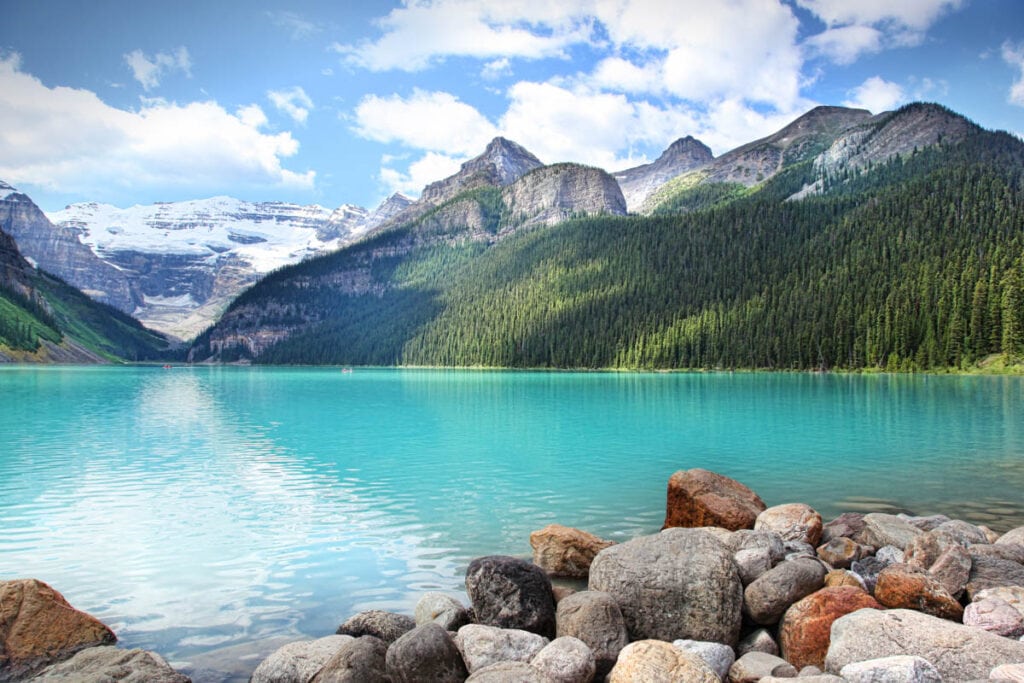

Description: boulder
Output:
[996,525,1024,546]
[821,513,865,543]
[927,544,972,599]
[899,514,952,532]
[970,542,1024,564]
[853,513,923,551]
[874,563,964,621]
[934,519,989,545]
[414,593,471,631]
[824,569,866,589]
[825,608,1024,679]
[991,663,1024,681]
[589,528,743,645]
[756,503,823,546]
[466,556,556,638]
[737,628,778,657]
[966,555,1024,600]
[974,585,1024,618]
[778,586,882,670]
[529,524,614,578]
[385,623,468,683]
[251,635,353,683]
[607,640,719,683]
[904,529,962,568]
[662,468,765,531]
[817,537,864,569]
[728,529,787,564]
[979,525,1001,544]
[744,557,827,625]
[454,624,548,674]
[530,636,595,683]
[465,660,544,682]
[963,597,1024,638]
[875,545,905,565]
[784,540,818,562]
[672,639,735,680]
[850,555,892,594]
[838,655,941,682]
[336,610,416,644]
[555,590,628,677]
[728,651,798,682]
[312,636,388,683]
[0,579,117,680]
[734,547,776,586]
[32,646,190,682]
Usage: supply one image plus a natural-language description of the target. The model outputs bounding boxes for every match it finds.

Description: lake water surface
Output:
[1,367,1023,680]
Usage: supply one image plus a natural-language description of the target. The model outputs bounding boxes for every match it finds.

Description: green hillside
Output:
[192,120,1024,372]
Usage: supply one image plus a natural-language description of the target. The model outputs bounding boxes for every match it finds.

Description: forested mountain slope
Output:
[190,104,1024,371]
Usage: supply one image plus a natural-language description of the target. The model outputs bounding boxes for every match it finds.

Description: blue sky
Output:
[1,0,1022,213]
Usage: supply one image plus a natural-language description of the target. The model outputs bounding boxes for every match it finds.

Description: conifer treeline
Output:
[199,130,1024,371]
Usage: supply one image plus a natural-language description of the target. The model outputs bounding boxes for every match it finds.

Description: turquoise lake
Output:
[1,366,1023,680]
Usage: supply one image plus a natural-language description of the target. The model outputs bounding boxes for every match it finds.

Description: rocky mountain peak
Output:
[614,136,714,211]
[420,137,544,207]
[661,136,714,164]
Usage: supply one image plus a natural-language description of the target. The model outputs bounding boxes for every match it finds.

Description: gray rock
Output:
[851,555,892,593]
[839,655,941,682]
[555,590,628,677]
[729,529,787,564]
[312,636,388,683]
[875,545,905,565]
[385,623,468,683]
[756,503,824,546]
[608,640,719,682]
[501,163,628,228]
[530,636,596,683]
[589,527,743,645]
[465,660,544,682]
[737,627,779,657]
[744,557,827,625]
[825,608,1024,680]
[996,525,1024,546]
[415,592,471,631]
[927,544,972,599]
[966,555,1024,600]
[728,651,798,681]
[455,624,549,674]
[251,635,353,683]
[898,514,952,532]
[735,547,776,585]
[963,597,1024,638]
[854,513,923,551]
[336,610,416,644]
[974,585,1024,618]
[934,519,989,545]
[817,537,865,569]
[784,540,820,562]
[673,639,735,680]
[32,646,191,682]
[466,555,556,638]
[969,542,1024,564]
[822,513,866,543]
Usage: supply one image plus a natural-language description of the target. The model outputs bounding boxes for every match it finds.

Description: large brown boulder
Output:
[873,563,964,621]
[0,578,116,680]
[529,524,614,578]
[662,468,765,531]
[589,528,743,646]
[778,586,882,670]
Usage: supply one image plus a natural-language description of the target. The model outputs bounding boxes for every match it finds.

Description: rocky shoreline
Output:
[3,468,1024,682]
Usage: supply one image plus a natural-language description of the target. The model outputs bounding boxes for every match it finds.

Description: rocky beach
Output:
[3,468,1024,682]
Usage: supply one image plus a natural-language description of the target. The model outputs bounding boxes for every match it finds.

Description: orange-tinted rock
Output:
[662,469,765,531]
[824,569,865,589]
[530,524,614,578]
[817,537,864,569]
[0,579,116,679]
[874,563,964,621]
[756,503,823,546]
[779,586,881,670]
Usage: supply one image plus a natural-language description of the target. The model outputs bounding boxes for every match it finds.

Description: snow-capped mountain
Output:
[44,194,408,340]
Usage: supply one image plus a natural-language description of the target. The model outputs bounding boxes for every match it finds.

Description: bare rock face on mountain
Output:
[0,181,135,312]
[614,137,713,211]
[502,164,627,228]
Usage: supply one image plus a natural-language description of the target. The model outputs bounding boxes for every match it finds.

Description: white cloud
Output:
[1003,41,1024,107]
[352,89,499,155]
[379,151,466,196]
[268,86,314,124]
[798,0,963,63]
[842,76,906,113]
[123,47,192,91]
[334,1,590,72]
[267,11,322,40]
[0,53,312,199]
[481,57,512,80]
